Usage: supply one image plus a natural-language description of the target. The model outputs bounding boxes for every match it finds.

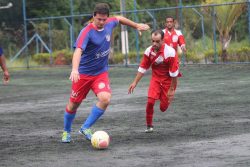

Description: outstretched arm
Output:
[115,15,150,35]
[128,72,144,94]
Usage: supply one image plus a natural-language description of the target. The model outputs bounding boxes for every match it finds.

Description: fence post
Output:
[49,19,53,65]
[22,0,29,68]
[70,0,75,51]
[248,0,250,41]
[120,0,129,67]
[133,0,140,64]
[179,0,185,65]
[212,6,218,64]
[192,8,206,64]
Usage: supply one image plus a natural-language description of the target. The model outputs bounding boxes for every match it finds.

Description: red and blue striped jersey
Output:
[74,17,119,75]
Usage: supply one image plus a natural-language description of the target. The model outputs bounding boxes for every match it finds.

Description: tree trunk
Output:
[220,35,231,63]
[222,49,227,62]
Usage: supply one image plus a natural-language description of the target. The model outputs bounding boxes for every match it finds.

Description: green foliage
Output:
[185,51,203,63]
[204,45,250,63]
[26,0,71,17]
[110,52,124,64]
[33,53,52,65]
[53,49,73,65]
[33,49,73,65]
[110,51,144,64]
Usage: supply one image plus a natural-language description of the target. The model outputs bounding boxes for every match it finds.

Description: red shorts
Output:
[148,77,175,102]
[69,72,111,103]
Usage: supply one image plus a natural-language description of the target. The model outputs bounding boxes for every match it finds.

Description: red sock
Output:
[146,97,155,126]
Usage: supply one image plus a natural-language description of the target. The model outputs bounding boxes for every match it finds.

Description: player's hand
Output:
[167,88,175,103]
[136,23,150,36]
[128,82,137,94]
[69,70,80,83]
[181,45,187,53]
[2,71,10,85]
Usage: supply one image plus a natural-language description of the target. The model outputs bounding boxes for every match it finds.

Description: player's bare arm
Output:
[0,56,10,84]
[69,48,82,83]
[128,72,144,94]
[167,77,177,103]
[115,15,150,35]
[180,44,187,53]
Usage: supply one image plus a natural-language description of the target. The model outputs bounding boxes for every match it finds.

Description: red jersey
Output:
[138,44,179,79]
[163,28,185,51]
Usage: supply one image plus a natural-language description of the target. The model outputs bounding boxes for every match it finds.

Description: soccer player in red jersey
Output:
[128,29,180,132]
[61,3,150,143]
[163,16,186,53]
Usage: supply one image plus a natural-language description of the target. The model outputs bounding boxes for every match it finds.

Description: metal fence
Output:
[0,0,249,68]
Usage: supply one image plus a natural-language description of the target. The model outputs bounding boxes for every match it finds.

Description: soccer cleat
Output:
[61,131,71,143]
[145,126,154,133]
[79,128,93,141]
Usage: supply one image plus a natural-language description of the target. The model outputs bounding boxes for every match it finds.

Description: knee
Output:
[67,101,80,113]
[160,102,169,112]
[100,96,111,106]
[160,106,168,112]
[98,94,111,107]
[147,97,155,105]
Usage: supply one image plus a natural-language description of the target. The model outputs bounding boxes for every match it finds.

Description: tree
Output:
[204,0,246,62]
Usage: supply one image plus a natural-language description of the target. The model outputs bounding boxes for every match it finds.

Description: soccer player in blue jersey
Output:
[0,47,10,84]
[61,3,150,143]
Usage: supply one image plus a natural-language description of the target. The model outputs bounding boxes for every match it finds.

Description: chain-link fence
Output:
[0,1,249,68]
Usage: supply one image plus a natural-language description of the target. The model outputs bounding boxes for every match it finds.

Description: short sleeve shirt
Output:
[74,17,119,76]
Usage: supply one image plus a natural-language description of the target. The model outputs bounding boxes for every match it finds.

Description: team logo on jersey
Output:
[71,90,79,98]
[154,55,164,65]
[106,34,111,42]
[98,82,106,89]
[172,35,178,42]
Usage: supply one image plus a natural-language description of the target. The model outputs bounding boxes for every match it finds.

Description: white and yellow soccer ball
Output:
[91,131,110,149]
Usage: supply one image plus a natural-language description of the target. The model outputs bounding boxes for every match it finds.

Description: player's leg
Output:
[159,99,170,112]
[146,78,160,132]
[64,101,80,133]
[80,72,111,140]
[62,74,91,143]
[62,101,80,143]
[81,92,111,129]
[145,97,155,133]
[159,78,175,112]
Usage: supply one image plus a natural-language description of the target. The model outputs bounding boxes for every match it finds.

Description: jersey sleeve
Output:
[178,34,185,47]
[138,47,152,73]
[106,17,119,29]
[74,26,91,50]
[0,47,3,56]
[175,30,185,47]
[163,45,179,77]
[168,55,179,77]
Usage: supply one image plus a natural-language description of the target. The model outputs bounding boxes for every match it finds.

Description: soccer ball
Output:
[91,131,110,149]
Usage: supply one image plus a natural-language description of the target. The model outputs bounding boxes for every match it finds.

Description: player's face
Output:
[151,34,163,51]
[93,13,108,30]
[166,18,174,30]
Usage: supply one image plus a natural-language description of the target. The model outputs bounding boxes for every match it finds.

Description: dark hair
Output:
[93,3,110,17]
[151,29,164,39]
[166,16,175,21]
